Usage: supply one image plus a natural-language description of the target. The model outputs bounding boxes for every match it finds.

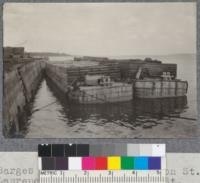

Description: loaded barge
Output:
[45,56,188,104]
[68,75,133,104]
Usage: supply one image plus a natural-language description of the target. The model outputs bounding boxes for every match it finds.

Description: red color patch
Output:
[95,157,107,170]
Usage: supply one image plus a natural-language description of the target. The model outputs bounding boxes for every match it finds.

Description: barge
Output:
[134,71,188,98]
[45,57,188,104]
[134,79,188,98]
[68,71,188,103]
[68,75,133,104]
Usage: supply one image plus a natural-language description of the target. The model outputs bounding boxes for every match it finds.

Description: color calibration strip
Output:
[38,144,166,171]
[38,156,164,170]
[38,144,165,157]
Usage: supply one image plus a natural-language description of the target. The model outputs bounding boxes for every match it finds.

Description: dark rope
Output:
[32,100,57,113]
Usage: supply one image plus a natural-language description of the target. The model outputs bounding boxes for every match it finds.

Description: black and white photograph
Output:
[3,2,198,138]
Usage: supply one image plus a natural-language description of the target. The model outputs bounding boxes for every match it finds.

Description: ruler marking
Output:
[40,170,166,183]
[99,173,102,183]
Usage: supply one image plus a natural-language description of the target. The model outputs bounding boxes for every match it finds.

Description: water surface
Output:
[24,54,198,138]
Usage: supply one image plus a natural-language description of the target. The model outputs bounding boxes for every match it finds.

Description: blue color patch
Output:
[134,157,148,170]
[148,157,161,170]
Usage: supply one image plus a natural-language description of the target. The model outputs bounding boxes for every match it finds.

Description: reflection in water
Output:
[24,79,197,138]
[65,98,187,127]
[45,77,188,130]
[135,97,187,117]
[58,96,188,130]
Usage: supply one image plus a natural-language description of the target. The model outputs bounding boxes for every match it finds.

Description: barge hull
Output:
[69,84,133,104]
[134,80,188,98]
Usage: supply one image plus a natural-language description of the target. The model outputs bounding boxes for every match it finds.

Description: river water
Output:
[24,54,199,138]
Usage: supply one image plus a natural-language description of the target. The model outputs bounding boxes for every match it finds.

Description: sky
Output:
[3,2,196,56]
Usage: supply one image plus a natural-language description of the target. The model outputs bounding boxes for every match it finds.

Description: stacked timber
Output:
[46,58,177,86]
[4,69,26,132]
[45,62,121,87]
[143,62,177,78]
[66,63,121,84]
[19,61,45,101]
[3,61,45,135]
[119,61,177,80]
[45,63,69,93]
[3,47,24,59]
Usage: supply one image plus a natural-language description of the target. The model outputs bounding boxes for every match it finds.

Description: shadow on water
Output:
[45,76,188,130]
[10,76,45,138]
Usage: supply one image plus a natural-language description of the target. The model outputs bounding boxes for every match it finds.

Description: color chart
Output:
[38,144,166,171]
[38,144,166,183]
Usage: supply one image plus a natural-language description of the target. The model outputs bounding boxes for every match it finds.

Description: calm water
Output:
[24,54,199,138]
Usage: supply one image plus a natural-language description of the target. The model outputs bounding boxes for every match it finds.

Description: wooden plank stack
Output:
[3,61,45,136]
[65,63,121,84]
[119,61,177,80]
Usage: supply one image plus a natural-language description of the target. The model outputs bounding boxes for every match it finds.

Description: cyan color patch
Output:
[134,157,148,170]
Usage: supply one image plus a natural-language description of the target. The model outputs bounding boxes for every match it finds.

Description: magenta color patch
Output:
[82,157,96,170]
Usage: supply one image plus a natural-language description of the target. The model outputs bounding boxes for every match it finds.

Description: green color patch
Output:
[121,157,134,170]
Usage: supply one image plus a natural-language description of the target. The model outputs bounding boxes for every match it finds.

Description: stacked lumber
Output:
[119,61,177,80]
[3,61,45,135]
[45,63,68,93]
[65,63,121,84]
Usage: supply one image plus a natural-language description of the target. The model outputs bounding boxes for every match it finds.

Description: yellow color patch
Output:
[108,156,121,170]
